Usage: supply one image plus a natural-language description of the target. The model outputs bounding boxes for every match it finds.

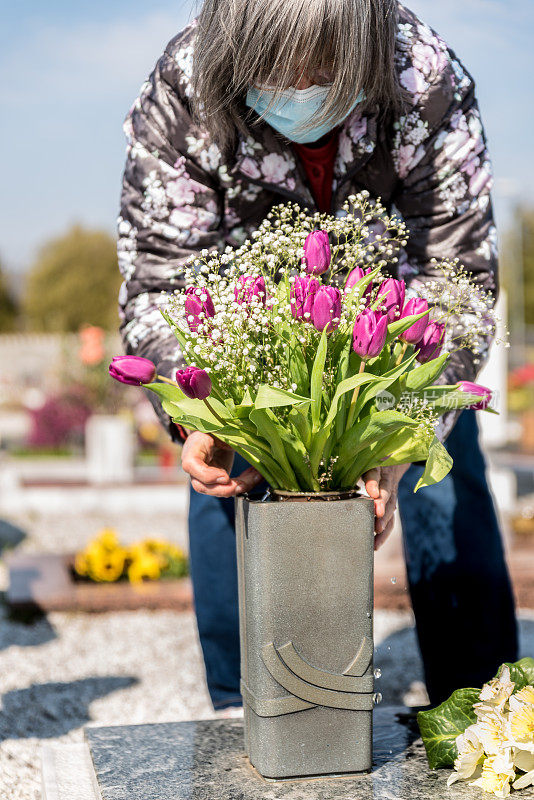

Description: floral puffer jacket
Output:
[118,3,497,441]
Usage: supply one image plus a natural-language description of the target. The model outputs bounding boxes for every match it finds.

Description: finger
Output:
[362,468,381,500]
[234,467,264,495]
[191,478,243,497]
[375,494,397,533]
[374,516,395,551]
[182,453,230,485]
[375,482,393,522]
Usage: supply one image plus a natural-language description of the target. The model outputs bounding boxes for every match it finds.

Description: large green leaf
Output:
[414,436,453,492]
[254,384,311,409]
[418,688,480,769]
[310,328,328,430]
[499,657,534,690]
[402,353,449,392]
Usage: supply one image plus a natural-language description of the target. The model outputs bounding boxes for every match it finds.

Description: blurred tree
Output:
[501,207,534,356]
[0,259,19,331]
[24,226,122,331]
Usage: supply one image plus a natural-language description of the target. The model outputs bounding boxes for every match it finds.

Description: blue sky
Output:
[1,0,533,274]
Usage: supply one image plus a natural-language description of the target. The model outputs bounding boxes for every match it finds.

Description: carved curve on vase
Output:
[276,640,373,692]
[261,643,374,711]
[342,635,374,677]
[240,680,315,717]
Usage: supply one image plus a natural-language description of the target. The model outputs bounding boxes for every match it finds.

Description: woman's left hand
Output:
[362,464,411,551]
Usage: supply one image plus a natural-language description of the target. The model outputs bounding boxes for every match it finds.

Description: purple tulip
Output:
[457,381,492,410]
[352,309,388,360]
[399,298,429,344]
[311,285,342,332]
[184,287,215,332]
[176,366,212,400]
[345,266,373,299]
[234,275,267,306]
[109,355,156,385]
[376,278,406,322]
[415,321,445,363]
[303,230,331,276]
[290,275,320,320]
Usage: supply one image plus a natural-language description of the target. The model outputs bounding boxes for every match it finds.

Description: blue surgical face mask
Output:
[245,84,364,144]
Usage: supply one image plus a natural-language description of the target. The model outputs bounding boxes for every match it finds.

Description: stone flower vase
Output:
[235,490,375,780]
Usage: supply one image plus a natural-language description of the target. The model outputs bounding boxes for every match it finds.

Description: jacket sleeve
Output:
[118,47,225,438]
[392,61,498,439]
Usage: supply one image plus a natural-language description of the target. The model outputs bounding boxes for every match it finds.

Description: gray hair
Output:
[190,0,402,150]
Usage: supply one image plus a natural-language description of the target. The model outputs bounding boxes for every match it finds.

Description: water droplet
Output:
[373,692,383,705]
[366,611,372,618]
[390,577,397,584]
[374,668,382,679]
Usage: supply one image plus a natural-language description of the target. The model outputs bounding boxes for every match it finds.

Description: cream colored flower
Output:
[447,724,484,786]
[512,749,534,790]
[505,694,534,753]
[470,755,515,798]
[512,750,534,789]
[475,707,508,756]
[477,666,515,710]
[515,685,534,705]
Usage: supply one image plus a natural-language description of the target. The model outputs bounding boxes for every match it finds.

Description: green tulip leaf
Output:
[145,381,186,403]
[324,372,380,427]
[335,411,419,468]
[310,328,328,429]
[254,384,311,409]
[385,310,430,345]
[414,436,453,492]
[249,409,299,490]
[418,688,480,769]
[402,353,450,392]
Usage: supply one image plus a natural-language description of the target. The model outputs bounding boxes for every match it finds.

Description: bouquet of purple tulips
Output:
[110,194,495,493]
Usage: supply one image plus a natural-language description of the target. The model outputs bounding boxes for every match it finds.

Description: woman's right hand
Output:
[181,431,263,497]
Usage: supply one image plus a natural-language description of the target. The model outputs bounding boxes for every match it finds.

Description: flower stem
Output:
[345,361,366,431]
[203,399,228,426]
[396,341,408,366]
[157,375,179,386]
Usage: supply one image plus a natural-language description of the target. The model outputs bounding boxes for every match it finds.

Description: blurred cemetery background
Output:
[1,1,534,798]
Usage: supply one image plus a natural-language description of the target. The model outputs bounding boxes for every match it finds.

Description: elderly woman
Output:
[118,0,517,711]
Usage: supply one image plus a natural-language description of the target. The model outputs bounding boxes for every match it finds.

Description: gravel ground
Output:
[1,511,533,800]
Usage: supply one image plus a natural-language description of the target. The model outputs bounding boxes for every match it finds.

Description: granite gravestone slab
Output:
[84,707,478,799]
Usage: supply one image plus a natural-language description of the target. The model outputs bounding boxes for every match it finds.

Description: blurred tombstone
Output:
[85,415,134,484]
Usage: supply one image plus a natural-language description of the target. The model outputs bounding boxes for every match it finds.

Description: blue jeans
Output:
[188,411,517,708]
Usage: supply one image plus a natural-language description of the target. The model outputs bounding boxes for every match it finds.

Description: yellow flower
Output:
[74,552,89,577]
[470,755,515,798]
[166,544,186,560]
[95,528,121,551]
[88,549,126,582]
[127,553,162,583]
